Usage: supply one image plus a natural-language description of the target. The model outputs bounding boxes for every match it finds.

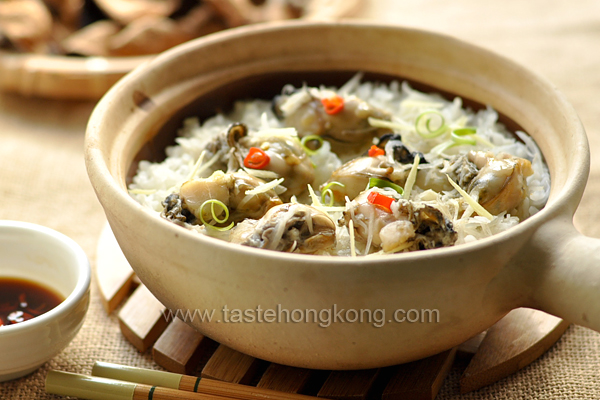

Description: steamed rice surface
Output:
[129,75,550,256]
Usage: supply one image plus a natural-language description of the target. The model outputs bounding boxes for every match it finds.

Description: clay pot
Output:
[85,21,597,370]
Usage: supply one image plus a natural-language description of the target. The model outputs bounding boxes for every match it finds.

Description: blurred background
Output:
[1,0,599,398]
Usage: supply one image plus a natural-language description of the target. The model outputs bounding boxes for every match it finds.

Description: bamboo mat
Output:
[1,0,600,398]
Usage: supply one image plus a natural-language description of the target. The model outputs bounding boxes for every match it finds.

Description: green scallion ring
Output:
[451,130,477,146]
[415,110,447,139]
[320,181,345,206]
[367,177,404,195]
[452,127,477,136]
[321,189,335,207]
[300,135,324,155]
[199,199,234,231]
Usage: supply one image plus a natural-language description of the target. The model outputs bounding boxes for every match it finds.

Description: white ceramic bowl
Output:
[0,221,90,382]
[85,21,600,369]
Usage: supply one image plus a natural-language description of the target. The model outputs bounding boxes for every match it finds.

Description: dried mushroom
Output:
[108,15,193,56]
[61,20,120,56]
[0,0,353,57]
[93,0,181,25]
[0,0,53,52]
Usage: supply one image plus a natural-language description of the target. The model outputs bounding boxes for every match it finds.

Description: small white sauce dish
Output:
[0,220,90,382]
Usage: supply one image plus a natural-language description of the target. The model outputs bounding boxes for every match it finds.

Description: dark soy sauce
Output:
[0,277,64,327]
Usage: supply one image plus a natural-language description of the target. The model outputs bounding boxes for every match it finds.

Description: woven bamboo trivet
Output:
[96,224,569,399]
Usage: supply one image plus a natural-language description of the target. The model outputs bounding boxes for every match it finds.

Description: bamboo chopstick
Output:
[92,361,318,400]
[45,370,231,400]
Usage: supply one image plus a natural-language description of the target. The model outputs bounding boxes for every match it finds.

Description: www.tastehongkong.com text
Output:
[163,304,440,328]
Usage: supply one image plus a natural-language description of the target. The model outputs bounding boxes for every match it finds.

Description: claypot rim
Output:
[85,20,588,266]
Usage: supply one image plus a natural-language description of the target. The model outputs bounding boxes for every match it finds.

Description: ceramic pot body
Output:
[86,21,596,370]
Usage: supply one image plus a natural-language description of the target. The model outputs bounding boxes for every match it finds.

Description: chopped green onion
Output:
[199,199,234,231]
[307,184,345,214]
[451,131,477,145]
[403,154,420,200]
[446,175,494,220]
[450,127,477,145]
[321,181,345,206]
[367,177,404,195]
[415,111,447,139]
[452,127,477,136]
[430,127,481,154]
[300,135,324,155]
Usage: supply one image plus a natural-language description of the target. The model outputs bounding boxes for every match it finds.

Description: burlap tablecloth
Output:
[1,0,599,398]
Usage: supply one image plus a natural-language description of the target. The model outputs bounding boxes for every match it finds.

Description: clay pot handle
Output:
[522,216,600,331]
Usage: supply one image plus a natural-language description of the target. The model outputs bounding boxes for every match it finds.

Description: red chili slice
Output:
[368,145,385,157]
[321,95,345,115]
[367,191,394,213]
[243,147,270,169]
